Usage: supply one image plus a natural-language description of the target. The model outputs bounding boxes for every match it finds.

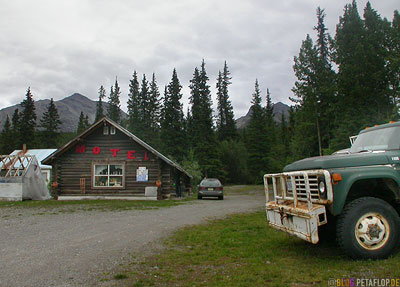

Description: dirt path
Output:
[0,193,265,287]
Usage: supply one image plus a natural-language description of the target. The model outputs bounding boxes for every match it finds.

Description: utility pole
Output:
[316,115,322,156]
[316,99,322,156]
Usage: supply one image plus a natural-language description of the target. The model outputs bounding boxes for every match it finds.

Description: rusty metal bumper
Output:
[264,170,332,244]
[266,201,326,243]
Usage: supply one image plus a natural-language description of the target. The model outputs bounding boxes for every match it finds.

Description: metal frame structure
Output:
[0,154,36,177]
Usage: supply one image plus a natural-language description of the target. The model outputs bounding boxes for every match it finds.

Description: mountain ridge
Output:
[0,93,127,133]
[0,93,290,132]
[235,102,290,129]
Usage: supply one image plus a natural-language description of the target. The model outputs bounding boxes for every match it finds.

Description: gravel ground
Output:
[0,193,265,287]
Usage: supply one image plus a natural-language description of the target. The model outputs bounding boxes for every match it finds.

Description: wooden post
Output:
[80,178,86,194]
[157,159,162,200]
[53,160,59,198]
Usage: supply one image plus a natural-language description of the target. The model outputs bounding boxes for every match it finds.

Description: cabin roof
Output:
[42,117,192,178]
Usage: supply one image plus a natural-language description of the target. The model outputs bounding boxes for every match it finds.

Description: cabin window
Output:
[110,126,116,135]
[92,163,125,188]
[103,126,109,135]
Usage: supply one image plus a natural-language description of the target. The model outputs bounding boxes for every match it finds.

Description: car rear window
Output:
[200,179,222,187]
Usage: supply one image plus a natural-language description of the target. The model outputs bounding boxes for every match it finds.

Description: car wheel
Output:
[218,195,224,200]
[197,194,202,200]
[336,197,399,259]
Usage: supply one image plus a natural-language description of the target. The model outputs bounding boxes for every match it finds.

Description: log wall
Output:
[52,123,187,197]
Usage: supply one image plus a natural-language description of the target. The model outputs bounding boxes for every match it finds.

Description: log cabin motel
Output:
[42,117,191,200]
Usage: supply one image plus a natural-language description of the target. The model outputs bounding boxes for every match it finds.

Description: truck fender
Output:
[332,166,400,215]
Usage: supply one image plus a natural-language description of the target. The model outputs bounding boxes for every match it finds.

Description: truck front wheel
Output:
[336,197,399,259]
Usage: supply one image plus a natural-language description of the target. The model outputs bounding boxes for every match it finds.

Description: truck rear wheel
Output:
[336,197,399,259]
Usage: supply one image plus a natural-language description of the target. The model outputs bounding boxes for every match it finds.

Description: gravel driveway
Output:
[0,193,264,287]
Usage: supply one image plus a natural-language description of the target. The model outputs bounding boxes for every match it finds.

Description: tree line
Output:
[291,1,399,159]
[0,89,62,152]
[1,1,398,185]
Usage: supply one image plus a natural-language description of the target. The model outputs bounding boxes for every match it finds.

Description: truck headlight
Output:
[318,177,327,199]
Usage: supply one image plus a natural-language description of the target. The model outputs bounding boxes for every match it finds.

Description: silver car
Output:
[197,178,224,200]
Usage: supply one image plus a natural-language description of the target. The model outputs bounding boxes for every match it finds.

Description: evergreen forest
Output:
[1,2,399,185]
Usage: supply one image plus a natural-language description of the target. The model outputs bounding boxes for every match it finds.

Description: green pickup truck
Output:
[264,121,400,259]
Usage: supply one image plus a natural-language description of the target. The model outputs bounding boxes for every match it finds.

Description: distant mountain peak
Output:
[61,93,92,102]
[235,101,290,129]
[0,93,126,133]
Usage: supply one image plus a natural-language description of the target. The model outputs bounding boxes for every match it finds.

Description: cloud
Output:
[0,0,398,119]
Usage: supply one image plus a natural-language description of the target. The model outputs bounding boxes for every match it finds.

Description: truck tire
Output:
[336,197,399,259]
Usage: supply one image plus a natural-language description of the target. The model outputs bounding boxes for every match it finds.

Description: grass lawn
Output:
[223,185,264,195]
[0,195,196,212]
[114,211,400,287]
[0,185,261,212]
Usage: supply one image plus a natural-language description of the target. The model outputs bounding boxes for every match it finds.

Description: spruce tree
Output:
[160,69,186,161]
[362,2,390,112]
[292,34,319,107]
[189,60,221,177]
[40,98,61,148]
[133,73,161,145]
[265,89,274,128]
[19,87,37,148]
[264,88,277,165]
[291,34,320,158]
[160,85,168,130]
[314,7,336,152]
[188,66,201,149]
[216,71,225,135]
[149,73,161,125]
[216,61,237,140]
[139,74,149,139]
[84,115,90,128]
[146,73,161,146]
[335,1,365,114]
[1,116,13,154]
[11,109,21,150]
[246,80,269,183]
[332,1,395,149]
[77,112,86,134]
[185,105,194,147]
[291,7,336,157]
[107,78,121,123]
[334,1,370,148]
[95,85,106,122]
[127,71,141,134]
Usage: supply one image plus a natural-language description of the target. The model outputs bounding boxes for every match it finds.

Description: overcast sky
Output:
[0,0,398,118]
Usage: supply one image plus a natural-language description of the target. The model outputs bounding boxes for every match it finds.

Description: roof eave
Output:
[42,117,192,178]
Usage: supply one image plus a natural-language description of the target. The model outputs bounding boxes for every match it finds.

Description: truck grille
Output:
[287,174,320,200]
[264,170,333,205]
